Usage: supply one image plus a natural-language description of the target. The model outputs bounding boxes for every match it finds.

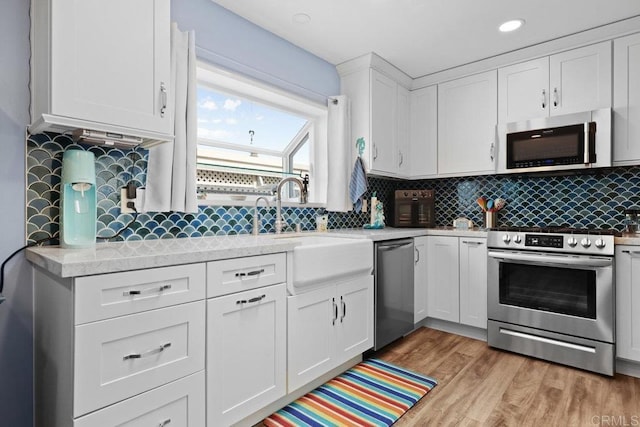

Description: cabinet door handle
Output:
[490,142,495,162]
[236,294,266,305]
[553,87,559,107]
[123,342,172,360]
[160,82,167,117]
[414,247,420,264]
[541,89,546,109]
[373,145,378,160]
[398,150,403,166]
[340,296,346,322]
[235,268,264,278]
[123,284,172,296]
[159,419,172,427]
[621,250,640,257]
[332,298,337,325]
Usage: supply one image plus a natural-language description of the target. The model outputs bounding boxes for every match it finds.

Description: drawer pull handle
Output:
[235,268,265,278]
[123,284,172,296]
[462,240,484,245]
[123,342,172,360]
[159,419,171,427]
[236,294,266,305]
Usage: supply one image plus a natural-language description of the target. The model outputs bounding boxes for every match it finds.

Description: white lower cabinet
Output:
[426,236,488,328]
[207,283,287,426]
[287,275,374,392]
[414,236,428,323]
[615,246,640,362]
[74,371,205,427]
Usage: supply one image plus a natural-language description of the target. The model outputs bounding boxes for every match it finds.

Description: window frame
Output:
[196,61,328,206]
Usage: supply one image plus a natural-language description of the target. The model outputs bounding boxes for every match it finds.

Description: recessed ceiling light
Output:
[499,19,525,33]
[292,13,311,25]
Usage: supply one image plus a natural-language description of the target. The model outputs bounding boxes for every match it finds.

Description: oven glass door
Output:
[395,201,413,226]
[499,262,596,319]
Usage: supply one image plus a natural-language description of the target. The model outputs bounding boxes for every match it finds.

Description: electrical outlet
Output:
[120,187,136,213]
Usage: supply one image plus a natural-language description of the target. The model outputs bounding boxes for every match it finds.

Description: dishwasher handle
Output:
[377,242,413,251]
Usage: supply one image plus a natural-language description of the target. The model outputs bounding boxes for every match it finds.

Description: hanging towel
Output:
[144,23,198,213]
[349,156,368,212]
[325,95,352,212]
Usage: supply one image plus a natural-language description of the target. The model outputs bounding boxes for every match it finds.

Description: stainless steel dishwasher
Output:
[374,238,414,350]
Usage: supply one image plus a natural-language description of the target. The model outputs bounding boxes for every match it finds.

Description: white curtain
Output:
[144,23,198,213]
[325,95,352,212]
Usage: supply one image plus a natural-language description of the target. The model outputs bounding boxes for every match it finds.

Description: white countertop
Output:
[26,234,299,278]
[615,234,640,246]
[26,227,489,278]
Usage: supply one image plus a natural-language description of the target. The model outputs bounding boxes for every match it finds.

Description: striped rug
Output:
[264,359,437,426]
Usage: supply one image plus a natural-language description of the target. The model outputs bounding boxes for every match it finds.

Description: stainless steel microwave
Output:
[497,108,611,174]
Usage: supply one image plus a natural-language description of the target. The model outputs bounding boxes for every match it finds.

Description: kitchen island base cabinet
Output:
[207,283,287,427]
[287,275,374,392]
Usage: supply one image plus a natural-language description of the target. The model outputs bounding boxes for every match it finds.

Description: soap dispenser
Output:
[60,150,97,249]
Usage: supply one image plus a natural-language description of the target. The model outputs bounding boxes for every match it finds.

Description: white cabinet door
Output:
[52,0,171,134]
[498,57,550,123]
[549,41,612,116]
[396,84,411,177]
[438,70,497,176]
[459,238,488,329]
[287,286,337,392]
[336,276,374,362]
[426,236,460,322]
[414,236,428,324]
[207,284,286,426]
[371,70,398,175]
[613,33,640,165]
[410,86,438,177]
[615,247,640,362]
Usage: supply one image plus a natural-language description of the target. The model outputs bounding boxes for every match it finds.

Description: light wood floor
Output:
[375,327,640,426]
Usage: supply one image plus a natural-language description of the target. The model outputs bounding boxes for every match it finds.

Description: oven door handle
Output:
[487,251,613,267]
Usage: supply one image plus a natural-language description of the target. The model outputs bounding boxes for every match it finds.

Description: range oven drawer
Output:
[488,320,614,376]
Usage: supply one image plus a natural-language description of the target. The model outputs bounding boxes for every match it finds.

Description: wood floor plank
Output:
[260,327,640,426]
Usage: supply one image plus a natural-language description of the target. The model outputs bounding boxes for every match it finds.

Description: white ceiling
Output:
[211,0,640,78]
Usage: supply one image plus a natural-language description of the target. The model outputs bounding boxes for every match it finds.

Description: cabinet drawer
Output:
[74,301,205,417]
[207,253,286,297]
[74,371,205,427]
[75,263,206,324]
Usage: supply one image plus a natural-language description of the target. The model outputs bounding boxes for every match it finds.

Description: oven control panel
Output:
[525,234,563,248]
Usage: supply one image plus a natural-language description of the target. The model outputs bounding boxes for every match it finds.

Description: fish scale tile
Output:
[26,132,640,243]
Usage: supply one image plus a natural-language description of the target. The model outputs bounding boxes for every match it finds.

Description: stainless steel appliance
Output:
[390,190,435,228]
[497,108,611,174]
[374,239,414,350]
[487,227,616,375]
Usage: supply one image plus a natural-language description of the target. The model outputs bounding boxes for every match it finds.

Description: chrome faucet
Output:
[252,196,270,235]
[274,176,308,234]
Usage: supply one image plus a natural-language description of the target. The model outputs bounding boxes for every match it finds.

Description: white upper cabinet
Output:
[613,32,640,165]
[410,85,438,178]
[371,70,399,175]
[31,0,172,141]
[438,70,498,176]
[339,54,412,178]
[498,42,612,123]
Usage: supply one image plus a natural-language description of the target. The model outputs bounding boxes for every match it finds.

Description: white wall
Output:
[0,0,32,425]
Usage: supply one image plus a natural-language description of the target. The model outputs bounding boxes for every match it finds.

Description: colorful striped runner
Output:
[264,359,437,427]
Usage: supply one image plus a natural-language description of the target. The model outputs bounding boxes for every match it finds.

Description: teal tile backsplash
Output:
[26,133,640,243]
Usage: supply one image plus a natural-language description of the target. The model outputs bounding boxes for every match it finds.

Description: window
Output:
[196,63,327,204]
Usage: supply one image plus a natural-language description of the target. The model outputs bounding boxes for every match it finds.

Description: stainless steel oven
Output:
[487,228,615,376]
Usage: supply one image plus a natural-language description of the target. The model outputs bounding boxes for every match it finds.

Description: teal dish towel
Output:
[349,157,368,212]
